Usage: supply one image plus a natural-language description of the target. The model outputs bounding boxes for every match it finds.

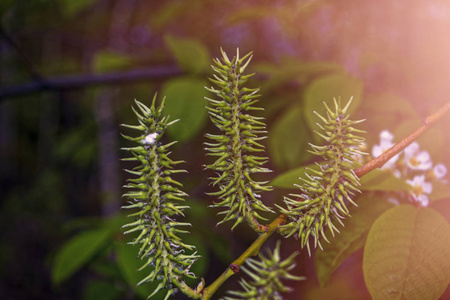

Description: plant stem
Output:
[354,100,450,178]
[200,214,286,300]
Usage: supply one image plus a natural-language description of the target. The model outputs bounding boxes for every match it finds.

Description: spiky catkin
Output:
[121,94,200,300]
[204,48,273,232]
[278,97,366,255]
[222,241,304,300]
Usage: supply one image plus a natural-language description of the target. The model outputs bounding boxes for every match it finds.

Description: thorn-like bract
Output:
[122,94,200,299]
[205,48,273,231]
[278,97,365,255]
[222,241,305,300]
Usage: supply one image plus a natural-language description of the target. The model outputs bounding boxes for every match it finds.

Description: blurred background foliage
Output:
[1,0,450,299]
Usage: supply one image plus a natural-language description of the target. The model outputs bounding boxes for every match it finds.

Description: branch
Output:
[354,100,450,177]
[200,214,287,300]
[0,66,182,101]
[198,100,450,300]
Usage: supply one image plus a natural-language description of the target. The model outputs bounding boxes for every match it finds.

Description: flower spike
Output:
[121,94,201,299]
[223,241,305,300]
[278,97,366,255]
[204,48,274,232]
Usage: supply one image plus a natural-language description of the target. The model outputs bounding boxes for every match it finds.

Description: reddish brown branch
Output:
[354,101,450,178]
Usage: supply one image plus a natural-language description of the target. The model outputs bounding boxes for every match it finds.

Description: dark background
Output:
[1,0,450,299]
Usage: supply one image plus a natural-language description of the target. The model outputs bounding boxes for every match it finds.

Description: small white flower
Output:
[406,175,433,207]
[387,197,400,205]
[392,169,401,178]
[380,130,394,142]
[372,130,399,169]
[433,163,447,179]
[404,142,432,171]
[414,194,430,207]
[404,142,419,158]
[142,132,158,145]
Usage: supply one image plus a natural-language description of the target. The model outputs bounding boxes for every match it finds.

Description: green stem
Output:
[201,214,286,300]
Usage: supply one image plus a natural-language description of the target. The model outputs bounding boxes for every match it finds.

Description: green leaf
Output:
[116,233,207,298]
[268,105,313,170]
[164,35,210,74]
[364,205,450,300]
[315,194,394,287]
[151,2,186,29]
[254,59,343,93]
[181,234,208,287]
[303,73,363,140]
[270,163,318,189]
[60,0,97,17]
[226,7,274,24]
[186,199,233,264]
[115,242,158,299]
[83,280,121,300]
[430,180,450,202]
[161,76,208,142]
[93,51,134,73]
[358,93,419,143]
[360,169,412,192]
[52,228,112,285]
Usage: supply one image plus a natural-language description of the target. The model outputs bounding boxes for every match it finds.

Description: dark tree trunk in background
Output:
[95,0,136,216]
[95,90,121,215]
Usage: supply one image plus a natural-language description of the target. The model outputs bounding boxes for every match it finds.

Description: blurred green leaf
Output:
[255,59,343,93]
[161,76,208,142]
[270,163,318,188]
[182,234,208,287]
[226,7,274,24]
[361,93,417,118]
[360,169,412,192]
[187,199,233,264]
[269,105,313,170]
[52,228,112,285]
[93,51,134,73]
[60,0,96,17]
[164,35,210,74]
[116,233,207,299]
[430,180,450,203]
[0,1,15,16]
[358,93,419,146]
[303,73,363,141]
[315,193,394,287]
[55,123,97,168]
[151,2,185,29]
[364,205,450,300]
[115,242,158,299]
[83,280,121,300]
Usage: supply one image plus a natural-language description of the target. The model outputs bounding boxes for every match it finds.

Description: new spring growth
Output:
[121,94,201,299]
[278,98,366,255]
[222,241,305,300]
[204,48,274,232]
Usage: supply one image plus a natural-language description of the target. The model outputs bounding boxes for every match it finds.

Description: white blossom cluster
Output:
[372,130,447,207]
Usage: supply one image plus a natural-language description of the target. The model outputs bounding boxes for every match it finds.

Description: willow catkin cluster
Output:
[121,95,200,299]
[204,48,273,232]
[278,98,365,255]
[223,241,304,300]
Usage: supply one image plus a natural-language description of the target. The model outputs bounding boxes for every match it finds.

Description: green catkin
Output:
[278,97,366,255]
[121,94,200,299]
[205,48,274,232]
[223,241,305,300]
